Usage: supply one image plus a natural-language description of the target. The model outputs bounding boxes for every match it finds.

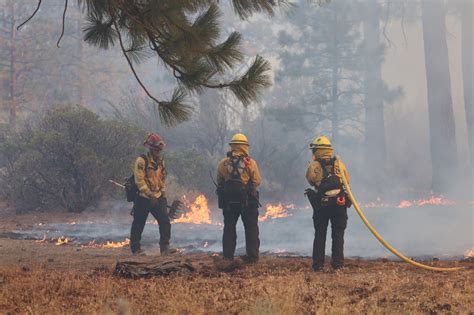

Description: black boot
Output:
[312,263,323,272]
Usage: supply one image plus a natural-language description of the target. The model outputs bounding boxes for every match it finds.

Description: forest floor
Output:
[0,208,473,314]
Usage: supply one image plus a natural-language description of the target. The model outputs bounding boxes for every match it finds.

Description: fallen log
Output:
[113,260,195,278]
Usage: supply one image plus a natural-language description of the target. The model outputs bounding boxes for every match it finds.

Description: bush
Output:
[165,149,216,198]
[0,106,144,213]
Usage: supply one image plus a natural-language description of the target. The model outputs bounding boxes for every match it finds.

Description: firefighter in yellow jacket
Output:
[217,133,262,262]
[305,136,350,271]
[130,133,170,255]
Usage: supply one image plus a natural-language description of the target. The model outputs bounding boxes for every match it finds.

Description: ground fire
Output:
[259,203,294,222]
[55,236,69,246]
[361,195,459,209]
[173,194,212,224]
[84,239,130,249]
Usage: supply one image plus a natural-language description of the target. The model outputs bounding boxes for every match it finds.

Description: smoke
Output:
[8,202,471,258]
[0,0,472,257]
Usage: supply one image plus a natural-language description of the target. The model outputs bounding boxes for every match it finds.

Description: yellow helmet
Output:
[229,133,249,145]
[309,136,332,149]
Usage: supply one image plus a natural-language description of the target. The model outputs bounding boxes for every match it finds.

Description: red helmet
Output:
[144,133,165,149]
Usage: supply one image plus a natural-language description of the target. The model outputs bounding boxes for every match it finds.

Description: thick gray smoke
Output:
[0,0,472,257]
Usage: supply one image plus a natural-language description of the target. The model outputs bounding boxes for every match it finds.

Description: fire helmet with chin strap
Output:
[229,133,249,146]
[309,135,332,150]
[144,133,165,150]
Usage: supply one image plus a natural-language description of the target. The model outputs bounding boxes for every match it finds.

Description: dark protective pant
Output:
[130,196,170,253]
[222,202,260,260]
[312,204,348,269]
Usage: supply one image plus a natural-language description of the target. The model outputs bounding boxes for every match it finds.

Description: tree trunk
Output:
[461,0,473,166]
[421,0,458,193]
[77,13,85,107]
[363,0,386,168]
[330,9,340,145]
[8,1,17,130]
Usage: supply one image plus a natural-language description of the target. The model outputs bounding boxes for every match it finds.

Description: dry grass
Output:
[0,239,473,314]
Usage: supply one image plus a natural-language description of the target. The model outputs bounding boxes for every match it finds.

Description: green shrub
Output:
[165,149,216,197]
[0,106,144,213]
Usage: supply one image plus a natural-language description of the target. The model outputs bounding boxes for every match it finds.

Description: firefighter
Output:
[130,133,171,256]
[305,136,351,271]
[217,133,262,262]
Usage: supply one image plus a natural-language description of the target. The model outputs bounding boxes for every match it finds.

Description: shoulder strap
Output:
[318,157,335,178]
[229,155,244,179]
[140,154,149,171]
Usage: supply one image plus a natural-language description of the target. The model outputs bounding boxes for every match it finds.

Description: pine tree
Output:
[269,1,366,146]
[460,0,472,167]
[19,0,283,125]
[421,0,458,193]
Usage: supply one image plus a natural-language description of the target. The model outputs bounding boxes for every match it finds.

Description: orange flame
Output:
[397,195,456,208]
[464,249,474,258]
[35,234,47,243]
[84,238,130,248]
[361,197,391,208]
[173,194,212,224]
[259,203,291,222]
[55,236,69,246]
[361,195,457,209]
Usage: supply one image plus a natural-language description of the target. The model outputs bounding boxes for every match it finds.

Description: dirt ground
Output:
[0,209,473,314]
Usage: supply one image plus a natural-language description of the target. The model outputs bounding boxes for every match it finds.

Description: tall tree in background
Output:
[0,1,127,127]
[362,0,386,168]
[271,1,365,146]
[421,0,458,192]
[1,1,17,129]
[461,0,473,166]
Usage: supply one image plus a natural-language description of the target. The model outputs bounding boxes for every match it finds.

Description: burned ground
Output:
[0,208,472,314]
[0,240,473,314]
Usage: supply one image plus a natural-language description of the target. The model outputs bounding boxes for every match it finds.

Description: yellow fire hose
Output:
[338,162,463,272]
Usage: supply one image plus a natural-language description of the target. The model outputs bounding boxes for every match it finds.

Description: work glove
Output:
[168,200,183,220]
[150,196,160,208]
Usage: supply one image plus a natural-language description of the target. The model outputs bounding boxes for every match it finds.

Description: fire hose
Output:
[338,159,463,272]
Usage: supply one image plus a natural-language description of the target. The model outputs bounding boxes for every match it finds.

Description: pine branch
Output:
[17,0,42,30]
[83,14,116,49]
[56,0,69,48]
[154,88,191,126]
[205,31,243,72]
[230,0,291,19]
[192,3,221,46]
[228,55,272,105]
[115,20,191,126]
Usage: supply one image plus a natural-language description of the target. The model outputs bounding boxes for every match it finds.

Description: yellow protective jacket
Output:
[133,153,166,199]
[306,148,349,189]
[217,144,261,188]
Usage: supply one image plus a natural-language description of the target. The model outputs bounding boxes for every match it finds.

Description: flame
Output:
[83,238,130,248]
[397,200,413,209]
[361,197,391,208]
[55,236,69,246]
[361,195,457,209]
[35,234,47,243]
[397,195,456,208]
[259,203,291,222]
[464,249,474,258]
[173,194,212,224]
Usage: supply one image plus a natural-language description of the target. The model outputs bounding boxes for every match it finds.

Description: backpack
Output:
[223,154,249,206]
[317,157,351,207]
[317,157,343,195]
[124,154,148,202]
